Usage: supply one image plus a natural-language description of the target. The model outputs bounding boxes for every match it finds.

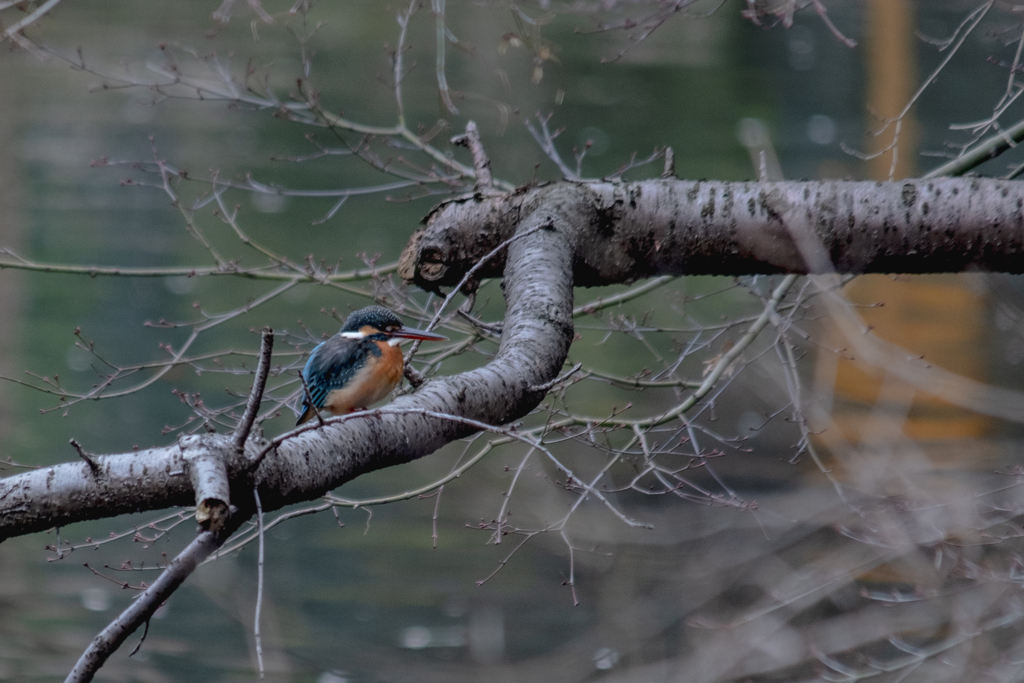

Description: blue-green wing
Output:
[298,336,382,423]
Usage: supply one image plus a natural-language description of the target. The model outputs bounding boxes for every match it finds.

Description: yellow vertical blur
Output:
[823,0,991,469]
[865,0,916,182]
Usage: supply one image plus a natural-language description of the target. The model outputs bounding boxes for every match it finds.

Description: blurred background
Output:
[4,1,1024,681]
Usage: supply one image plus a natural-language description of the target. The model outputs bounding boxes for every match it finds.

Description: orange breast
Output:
[323,341,404,414]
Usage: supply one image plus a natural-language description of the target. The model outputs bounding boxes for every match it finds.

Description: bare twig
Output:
[392,0,419,124]
[925,114,1024,179]
[451,121,494,191]
[69,438,100,475]
[432,0,459,114]
[253,488,266,679]
[2,0,64,42]
[528,362,582,393]
[525,113,580,180]
[661,146,676,178]
[233,328,274,454]
[810,0,857,47]
[573,276,675,317]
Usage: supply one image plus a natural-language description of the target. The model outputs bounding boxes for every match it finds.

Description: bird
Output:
[296,305,447,425]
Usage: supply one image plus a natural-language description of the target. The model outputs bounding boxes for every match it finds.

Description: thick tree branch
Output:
[0,212,574,540]
[401,178,1024,291]
[2,176,1022,540]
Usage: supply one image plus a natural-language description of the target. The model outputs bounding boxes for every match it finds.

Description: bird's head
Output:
[339,305,447,343]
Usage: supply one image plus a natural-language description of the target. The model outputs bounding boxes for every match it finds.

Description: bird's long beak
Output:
[391,325,447,341]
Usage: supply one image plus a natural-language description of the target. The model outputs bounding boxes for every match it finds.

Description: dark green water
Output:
[3,2,1024,682]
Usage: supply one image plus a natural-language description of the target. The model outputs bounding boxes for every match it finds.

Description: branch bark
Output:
[400,178,1024,292]
[65,518,245,683]
[1,176,1021,540]
[0,207,575,540]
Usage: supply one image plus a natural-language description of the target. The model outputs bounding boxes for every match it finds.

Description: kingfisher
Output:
[296,305,447,425]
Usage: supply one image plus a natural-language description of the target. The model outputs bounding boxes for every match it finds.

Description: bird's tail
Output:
[296,403,314,426]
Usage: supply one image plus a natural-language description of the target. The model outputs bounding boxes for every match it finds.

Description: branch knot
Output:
[180,434,232,532]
